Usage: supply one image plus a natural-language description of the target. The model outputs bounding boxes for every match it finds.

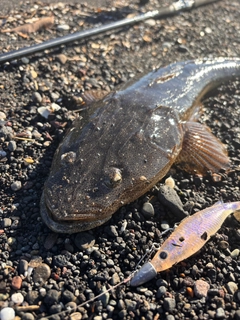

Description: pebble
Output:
[11,276,22,290]
[44,289,61,305]
[32,92,42,103]
[10,181,22,191]
[193,279,210,298]
[0,149,7,157]
[160,220,170,231]
[107,258,114,267]
[186,287,194,298]
[8,141,16,152]
[206,262,214,269]
[236,290,240,302]
[208,288,220,296]
[57,24,70,31]
[110,272,120,285]
[105,225,118,237]
[37,106,51,119]
[32,263,51,284]
[0,111,6,120]
[225,281,238,294]
[144,18,156,26]
[156,279,168,287]
[11,292,24,304]
[29,256,43,268]
[21,57,29,64]
[218,240,229,249]
[30,70,38,79]
[230,248,239,258]
[26,290,40,305]
[74,232,95,250]
[205,27,212,33]
[157,286,167,298]
[62,290,75,303]
[235,310,240,320]
[163,297,176,312]
[125,299,137,311]
[0,125,13,141]
[0,307,15,320]
[56,54,68,64]
[215,307,225,319]
[165,176,175,189]
[51,102,61,111]
[158,185,187,220]
[98,286,110,307]
[141,202,155,218]
[65,301,77,311]
[53,254,72,267]
[49,304,62,314]
[69,312,82,320]
[21,313,35,320]
[44,233,58,250]
[3,218,12,228]
[50,92,60,101]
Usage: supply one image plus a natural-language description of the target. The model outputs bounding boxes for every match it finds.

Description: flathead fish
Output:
[41,58,240,233]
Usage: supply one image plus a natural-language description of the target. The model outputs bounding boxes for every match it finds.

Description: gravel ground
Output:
[0,1,240,319]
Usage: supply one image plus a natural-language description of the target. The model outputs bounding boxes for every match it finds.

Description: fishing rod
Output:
[0,0,221,64]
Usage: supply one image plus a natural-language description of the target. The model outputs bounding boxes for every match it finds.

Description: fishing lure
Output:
[130,201,240,286]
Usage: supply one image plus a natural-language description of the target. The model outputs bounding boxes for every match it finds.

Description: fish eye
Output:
[104,167,122,188]
[159,251,168,259]
[61,151,76,164]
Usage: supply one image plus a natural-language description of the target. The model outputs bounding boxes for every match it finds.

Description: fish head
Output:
[41,94,182,233]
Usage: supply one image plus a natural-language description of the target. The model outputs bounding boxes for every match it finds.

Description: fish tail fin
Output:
[176,121,230,174]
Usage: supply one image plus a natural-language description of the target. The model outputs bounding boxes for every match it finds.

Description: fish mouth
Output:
[40,190,111,233]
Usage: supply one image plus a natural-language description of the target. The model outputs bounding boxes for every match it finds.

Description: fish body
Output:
[130,201,240,286]
[41,58,240,233]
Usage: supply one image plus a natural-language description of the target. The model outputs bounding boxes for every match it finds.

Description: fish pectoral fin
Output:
[81,90,109,105]
[175,121,230,174]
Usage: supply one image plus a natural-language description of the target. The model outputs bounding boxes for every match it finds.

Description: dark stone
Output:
[44,289,61,305]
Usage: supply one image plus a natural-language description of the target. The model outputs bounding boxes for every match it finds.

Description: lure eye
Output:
[159,251,168,259]
[104,167,122,188]
[201,231,208,240]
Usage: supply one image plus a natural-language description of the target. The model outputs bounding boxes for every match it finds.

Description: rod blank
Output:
[0,0,220,64]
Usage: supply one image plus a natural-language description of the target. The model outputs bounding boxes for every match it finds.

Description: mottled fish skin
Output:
[41,58,240,233]
[130,201,240,286]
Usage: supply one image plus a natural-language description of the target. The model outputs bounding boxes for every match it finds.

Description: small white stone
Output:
[10,181,22,191]
[120,220,128,233]
[0,111,6,120]
[11,292,24,304]
[144,19,156,26]
[51,102,61,111]
[165,176,175,189]
[205,27,212,33]
[27,266,34,277]
[57,24,70,31]
[37,106,51,119]
[0,307,15,320]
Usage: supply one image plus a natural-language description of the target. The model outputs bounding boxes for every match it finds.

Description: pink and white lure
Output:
[131,201,240,286]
